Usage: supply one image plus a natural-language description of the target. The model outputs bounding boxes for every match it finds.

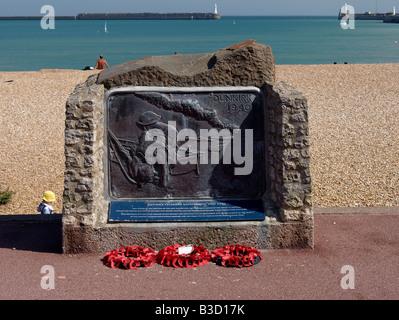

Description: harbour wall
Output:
[338,13,388,20]
[338,12,399,22]
[383,15,399,23]
[0,12,221,20]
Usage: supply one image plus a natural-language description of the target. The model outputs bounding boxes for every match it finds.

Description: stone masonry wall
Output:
[63,74,106,251]
[264,82,312,222]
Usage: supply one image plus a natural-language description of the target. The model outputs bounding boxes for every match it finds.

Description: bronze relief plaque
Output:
[106,87,266,222]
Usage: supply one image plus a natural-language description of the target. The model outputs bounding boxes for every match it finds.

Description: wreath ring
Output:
[211,244,263,268]
[156,244,211,268]
[102,246,157,269]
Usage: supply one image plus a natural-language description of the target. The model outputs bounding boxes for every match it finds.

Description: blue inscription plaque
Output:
[109,200,265,222]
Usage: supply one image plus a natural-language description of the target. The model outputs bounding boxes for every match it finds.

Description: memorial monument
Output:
[62,40,313,253]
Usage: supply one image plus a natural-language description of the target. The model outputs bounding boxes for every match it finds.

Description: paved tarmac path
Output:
[0,210,398,300]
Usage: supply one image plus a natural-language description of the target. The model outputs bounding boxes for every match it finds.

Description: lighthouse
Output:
[214,3,218,14]
[393,6,396,15]
[340,3,349,15]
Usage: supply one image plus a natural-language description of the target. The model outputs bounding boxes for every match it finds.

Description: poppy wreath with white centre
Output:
[211,244,263,267]
[103,246,157,269]
[156,244,211,268]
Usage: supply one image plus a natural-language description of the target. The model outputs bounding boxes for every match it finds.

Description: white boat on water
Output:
[105,22,109,33]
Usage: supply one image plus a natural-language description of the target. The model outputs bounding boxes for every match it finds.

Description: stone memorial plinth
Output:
[62,40,313,253]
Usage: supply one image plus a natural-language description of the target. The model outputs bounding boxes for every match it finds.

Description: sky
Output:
[2,0,398,16]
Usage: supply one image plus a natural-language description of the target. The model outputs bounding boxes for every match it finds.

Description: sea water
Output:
[0,16,398,71]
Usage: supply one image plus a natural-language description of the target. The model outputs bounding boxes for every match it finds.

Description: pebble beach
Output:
[0,64,398,215]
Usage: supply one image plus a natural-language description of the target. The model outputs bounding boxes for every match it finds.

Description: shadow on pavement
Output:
[0,214,62,253]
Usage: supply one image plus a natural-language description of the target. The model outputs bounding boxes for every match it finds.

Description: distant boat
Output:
[105,22,109,33]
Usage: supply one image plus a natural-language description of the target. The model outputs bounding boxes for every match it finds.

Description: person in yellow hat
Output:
[37,191,56,214]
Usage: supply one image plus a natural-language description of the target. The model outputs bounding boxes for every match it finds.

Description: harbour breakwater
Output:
[338,12,399,23]
[383,15,399,23]
[338,13,387,20]
[0,12,221,20]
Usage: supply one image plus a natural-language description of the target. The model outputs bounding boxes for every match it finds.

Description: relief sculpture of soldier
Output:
[107,90,264,199]
[108,109,200,193]
[135,111,178,188]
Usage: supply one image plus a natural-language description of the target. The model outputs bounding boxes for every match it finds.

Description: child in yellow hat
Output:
[37,191,56,214]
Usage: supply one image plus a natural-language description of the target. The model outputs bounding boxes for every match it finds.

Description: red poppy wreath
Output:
[103,246,157,269]
[211,244,263,267]
[156,244,211,268]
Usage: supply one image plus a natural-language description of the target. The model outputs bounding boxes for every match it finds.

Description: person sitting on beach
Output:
[37,191,56,215]
[94,54,110,70]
